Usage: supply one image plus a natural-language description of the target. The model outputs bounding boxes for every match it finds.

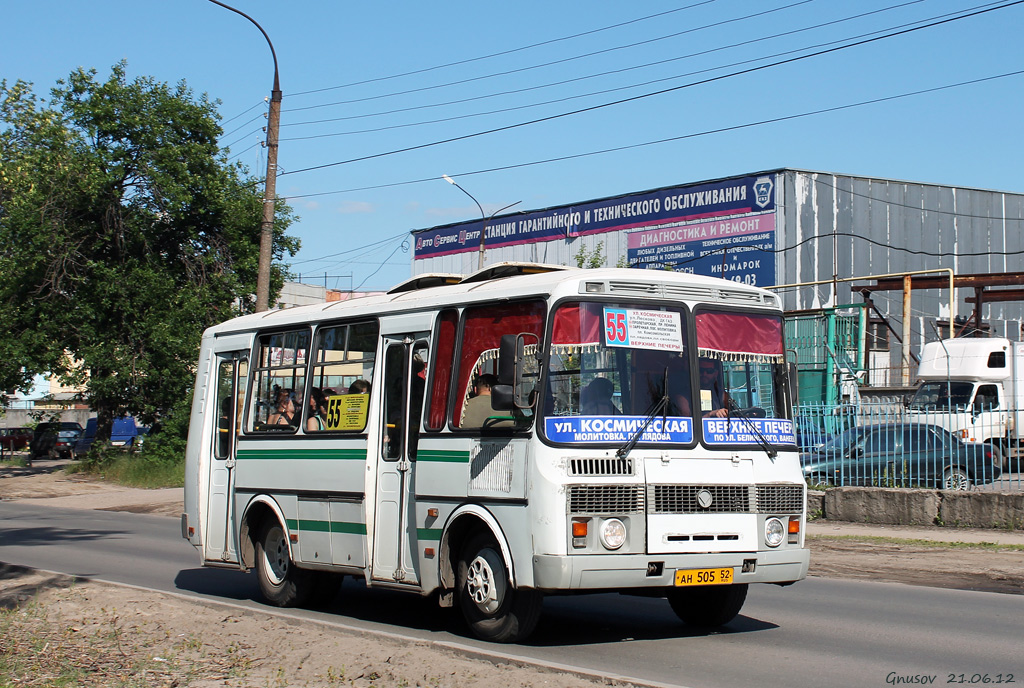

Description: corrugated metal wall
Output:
[776,170,1024,372]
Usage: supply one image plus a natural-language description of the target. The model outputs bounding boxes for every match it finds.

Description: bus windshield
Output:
[543,301,694,446]
[540,302,794,448]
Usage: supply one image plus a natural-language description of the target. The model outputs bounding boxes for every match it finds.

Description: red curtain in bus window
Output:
[695,311,784,362]
[427,309,458,430]
[455,301,545,424]
[551,302,603,346]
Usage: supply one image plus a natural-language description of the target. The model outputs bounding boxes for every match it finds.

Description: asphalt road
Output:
[1,502,1021,688]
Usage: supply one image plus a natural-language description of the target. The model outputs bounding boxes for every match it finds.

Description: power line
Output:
[278,1,1024,179]
[222,110,266,139]
[288,231,409,266]
[221,98,268,125]
[277,69,1024,201]
[288,0,721,97]
[222,127,265,152]
[353,239,409,291]
[278,1,947,144]
[227,139,264,162]
[285,0,816,114]
[281,0,928,127]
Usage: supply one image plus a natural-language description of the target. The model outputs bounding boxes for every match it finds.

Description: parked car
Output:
[800,423,1002,490]
[29,422,84,461]
[73,417,146,458]
[0,427,32,452]
[51,428,82,460]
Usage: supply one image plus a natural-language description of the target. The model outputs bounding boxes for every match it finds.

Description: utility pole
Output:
[207,0,280,312]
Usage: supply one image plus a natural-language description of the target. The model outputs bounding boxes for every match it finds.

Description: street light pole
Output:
[442,175,520,270]
[208,0,280,312]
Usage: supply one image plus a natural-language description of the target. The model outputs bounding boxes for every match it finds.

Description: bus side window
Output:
[307,321,378,433]
[215,360,234,459]
[425,309,458,431]
[249,330,310,433]
[453,300,545,429]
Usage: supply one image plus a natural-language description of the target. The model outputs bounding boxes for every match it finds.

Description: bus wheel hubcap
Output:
[467,552,502,614]
[265,528,288,584]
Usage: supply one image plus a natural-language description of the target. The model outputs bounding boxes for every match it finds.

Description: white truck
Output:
[908,337,1024,470]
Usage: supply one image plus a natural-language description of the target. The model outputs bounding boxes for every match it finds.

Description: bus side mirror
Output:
[493,333,536,410]
[497,333,522,387]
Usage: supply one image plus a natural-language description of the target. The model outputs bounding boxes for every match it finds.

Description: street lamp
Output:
[442,175,520,270]
[208,0,280,312]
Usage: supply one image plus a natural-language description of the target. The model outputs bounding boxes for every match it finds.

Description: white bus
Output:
[182,264,809,642]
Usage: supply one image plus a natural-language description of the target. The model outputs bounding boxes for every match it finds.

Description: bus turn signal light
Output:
[572,521,588,538]
[788,516,800,544]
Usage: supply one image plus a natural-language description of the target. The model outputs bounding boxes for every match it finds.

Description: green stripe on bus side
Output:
[237,448,366,461]
[417,528,442,541]
[290,519,367,535]
[331,522,367,535]
[416,450,471,463]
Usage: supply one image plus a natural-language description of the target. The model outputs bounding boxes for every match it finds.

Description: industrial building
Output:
[411,169,1024,401]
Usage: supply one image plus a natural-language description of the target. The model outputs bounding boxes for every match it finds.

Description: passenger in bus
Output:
[267,389,296,426]
[306,387,328,432]
[581,377,620,415]
[462,373,509,427]
[698,357,730,418]
[348,379,370,394]
[290,390,305,427]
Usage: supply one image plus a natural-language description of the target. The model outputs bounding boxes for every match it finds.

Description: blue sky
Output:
[4,0,1022,291]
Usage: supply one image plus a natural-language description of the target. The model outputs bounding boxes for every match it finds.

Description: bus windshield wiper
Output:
[616,368,669,460]
[726,399,777,461]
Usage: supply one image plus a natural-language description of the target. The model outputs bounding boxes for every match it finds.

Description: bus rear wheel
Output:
[255,520,311,607]
[667,583,748,628]
[457,531,542,643]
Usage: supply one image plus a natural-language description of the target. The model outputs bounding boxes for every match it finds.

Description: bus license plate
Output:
[674,567,734,587]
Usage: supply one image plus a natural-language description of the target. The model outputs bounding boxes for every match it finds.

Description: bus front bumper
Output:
[531,547,809,591]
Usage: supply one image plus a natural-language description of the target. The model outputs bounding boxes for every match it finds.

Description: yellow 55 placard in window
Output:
[325,394,369,431]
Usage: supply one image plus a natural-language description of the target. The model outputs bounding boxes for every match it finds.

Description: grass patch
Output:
[101,454,183,488]
[807,533,1024,552]
[80,454,184,489]
[68,450,184,489]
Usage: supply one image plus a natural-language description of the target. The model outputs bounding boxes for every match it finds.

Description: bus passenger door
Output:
[205,352,247,564]
[372,334,428,585]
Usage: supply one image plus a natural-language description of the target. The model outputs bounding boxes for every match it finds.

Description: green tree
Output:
[0,63,298,445]
[574,241,606,269]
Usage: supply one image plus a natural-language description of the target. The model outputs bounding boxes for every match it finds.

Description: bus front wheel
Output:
[457,531,542,643]
[667,583,748,628]
[255,520,311,607]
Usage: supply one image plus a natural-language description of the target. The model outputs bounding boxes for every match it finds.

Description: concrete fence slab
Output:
[824,487,941,526]
[939,492,1024,530]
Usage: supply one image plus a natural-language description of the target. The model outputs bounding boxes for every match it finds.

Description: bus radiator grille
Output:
[648,484,805,514]
[649,485,752,514]
[755,485,804,514]
[567,485,646,514]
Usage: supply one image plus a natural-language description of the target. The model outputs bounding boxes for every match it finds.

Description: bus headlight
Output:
[599,518,627,550]
[765,517,785,548]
